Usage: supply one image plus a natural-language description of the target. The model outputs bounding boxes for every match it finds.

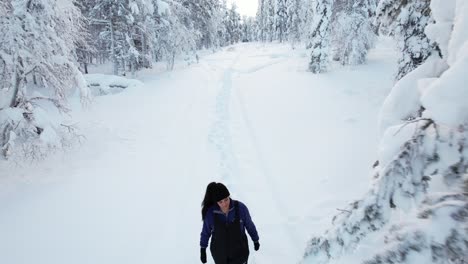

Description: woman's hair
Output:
[201,182,231,220]
[201,182,218,220]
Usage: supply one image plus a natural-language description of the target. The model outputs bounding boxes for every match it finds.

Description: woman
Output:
[200,182,260,264]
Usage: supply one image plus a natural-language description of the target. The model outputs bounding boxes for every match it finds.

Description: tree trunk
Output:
[142,32,148,68]
[110,20,118,75]
[9,66,22,108]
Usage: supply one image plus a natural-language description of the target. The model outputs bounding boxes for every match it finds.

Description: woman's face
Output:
[217,197,230,211]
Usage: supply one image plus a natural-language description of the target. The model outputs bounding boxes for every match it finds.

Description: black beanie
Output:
[213,183,230,202]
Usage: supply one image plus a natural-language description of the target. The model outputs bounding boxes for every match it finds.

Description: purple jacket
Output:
[200,199,259,248]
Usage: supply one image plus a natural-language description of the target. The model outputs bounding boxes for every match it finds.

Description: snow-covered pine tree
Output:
[330,0,347,59]
[88,0,155,76]
[266,0,276,42]
[74,0,96,74]
[250,18,260,42]
[308,0,333,73]
[257,0,275,42]
[256,0,266,41]
[363,1,468,262]
[303,0,316,49]
[364,193,468,264]
[89,0,129,75]
[257,0,271,42]
[241,16,257,42]
[302,119,436,264]
[77,0,109,66]
[216,1,229,47]
[275,0,288,42]
[375,0,434,80]
[224,3,242,45]
[153,0,198,70]
[331,0,377,65]
[302,1,468,263]
[181,0,222,49]
[287,0,302,46]
[0,0,89,160]
[129,0,157,70]
[0,1,13,112]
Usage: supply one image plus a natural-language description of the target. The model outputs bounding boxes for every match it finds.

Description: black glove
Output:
[254,241,260,251]
[200,247,207,263]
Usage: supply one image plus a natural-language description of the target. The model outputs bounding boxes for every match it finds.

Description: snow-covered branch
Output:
[303,1,468,263]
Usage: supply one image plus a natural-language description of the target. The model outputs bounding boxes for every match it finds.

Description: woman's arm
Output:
[200,211,213,248]
[240,202,259,242]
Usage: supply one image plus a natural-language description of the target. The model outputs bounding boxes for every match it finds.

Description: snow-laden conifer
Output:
[224,3,242,45]
[287,0,302,46]
[275,0,288,42]
[376,0,434,80]
[87,0,155,76]
[266,0,276,42]
[153,0,197,70]
[331,0,377,65]
[0,0,89,160]
[241,16,258,42]
[302,1,468,263]
[256,0,266,41]
[182,0,222,49]
[308,0,333,73]
[364,1,468,262]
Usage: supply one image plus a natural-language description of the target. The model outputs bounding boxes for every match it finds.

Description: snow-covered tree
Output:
[331,0,377,65]
[181,0,222,49]
[223,3,242,45]
[275,0,288,42]
[266,0,276,41]
[87,0,155,76]
[257,0,295,43]
[287,0,302,46]
[376,0,434,80]
[0,0,89,160]
[308,0,333,73]
[302,1,468,263]
[74,0,96,74]
[153,0,198,70]
[216,2,229,47]
[365,1,468,260]
[257,0,274,42]
[256,0,265,41]
[301,0,316,48]
[241,16,257,42]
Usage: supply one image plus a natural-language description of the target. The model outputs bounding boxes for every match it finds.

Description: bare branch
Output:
[393,118,433,136]
[336,208,351,213]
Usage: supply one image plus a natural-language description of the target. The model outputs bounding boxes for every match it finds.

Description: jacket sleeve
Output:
[240,202,259,242]
[200,210,213,248]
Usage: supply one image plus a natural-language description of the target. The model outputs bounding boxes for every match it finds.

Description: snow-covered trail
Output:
[0,40,396,264]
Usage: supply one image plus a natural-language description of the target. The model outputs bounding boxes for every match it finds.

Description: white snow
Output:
[129,1,140,15]
[378,122,418,167]
[0,86,14,110]
[84,74,144,96]
[0,38,397,264]
[425,0,455,58]
[420,0,468,126]
[421,44,468,126]
[155,0,170,15]
[378,54,448,135]
[447,0,468,66]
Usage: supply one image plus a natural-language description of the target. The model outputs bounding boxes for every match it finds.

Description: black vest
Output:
[210,201,249,264]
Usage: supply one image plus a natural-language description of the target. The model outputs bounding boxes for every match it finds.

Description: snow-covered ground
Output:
[0,38,396,264]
